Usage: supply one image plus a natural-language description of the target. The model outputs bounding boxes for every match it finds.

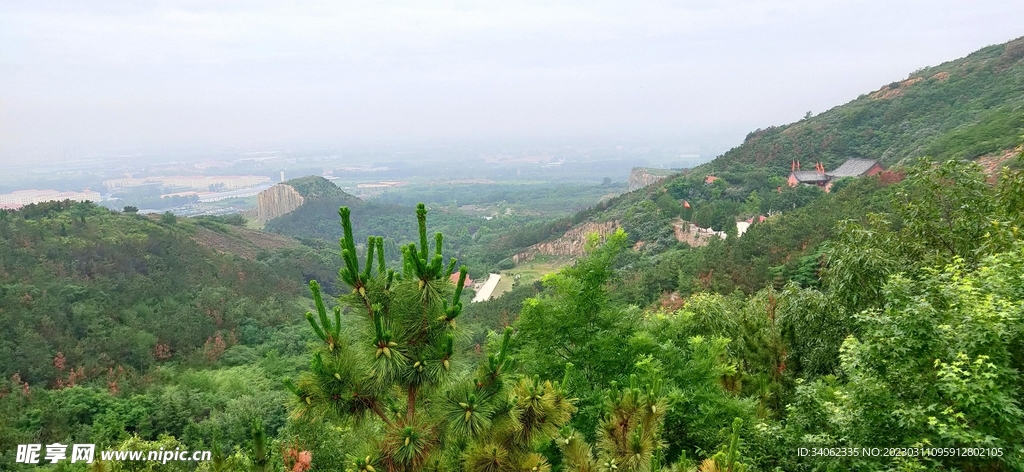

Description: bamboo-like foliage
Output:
[285,204,574,472]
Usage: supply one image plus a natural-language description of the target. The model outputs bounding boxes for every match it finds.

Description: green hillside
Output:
[509,37,1024,304]
[284,175,356,200]
[708,36,1024,174]
[0,202,318,383]
[0,202,358,470]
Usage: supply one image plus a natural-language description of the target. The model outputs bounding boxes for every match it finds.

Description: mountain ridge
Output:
[704,36,1024,174]
[528,36,1024,250]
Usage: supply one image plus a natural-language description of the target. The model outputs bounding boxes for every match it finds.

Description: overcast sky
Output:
[2,1,1022,161]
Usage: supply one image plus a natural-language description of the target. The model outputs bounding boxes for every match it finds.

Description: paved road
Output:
[472,273,502,303]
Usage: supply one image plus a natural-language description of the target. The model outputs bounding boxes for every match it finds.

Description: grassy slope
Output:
[705,36,1024,175]
[192,221,300,259]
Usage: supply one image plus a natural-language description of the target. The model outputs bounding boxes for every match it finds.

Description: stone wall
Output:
[672,220,724,247]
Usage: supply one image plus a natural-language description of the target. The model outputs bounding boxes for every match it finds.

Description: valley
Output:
[2,35,1024,472]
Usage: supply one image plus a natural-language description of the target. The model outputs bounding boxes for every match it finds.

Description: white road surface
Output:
[472,273,502,303]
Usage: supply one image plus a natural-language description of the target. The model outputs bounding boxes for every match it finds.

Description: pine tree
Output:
[697,419,747,472]
[248,418,274,472]
[286,204,575,472]
[558,375,667,472]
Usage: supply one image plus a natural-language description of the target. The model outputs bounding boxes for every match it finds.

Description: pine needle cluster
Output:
[559,375,667,472]
[285,204,575,472]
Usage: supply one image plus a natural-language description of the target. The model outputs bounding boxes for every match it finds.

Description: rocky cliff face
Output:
[627,168,674,192]
[257,184,305,223]
[512,220,619,264]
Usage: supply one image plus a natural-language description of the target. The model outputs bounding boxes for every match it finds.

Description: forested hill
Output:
[285,175,359,200]
[0,202,334,385]
[707,36,1024,175]
[263,176,489,269]
[480,37,1024,306]
[263,176,366,241]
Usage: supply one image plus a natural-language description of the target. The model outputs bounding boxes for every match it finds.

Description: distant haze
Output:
[2,1,1023,161]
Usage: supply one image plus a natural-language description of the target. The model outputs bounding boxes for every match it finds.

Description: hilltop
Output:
[705,36,1024,174]
[257,176,361,224]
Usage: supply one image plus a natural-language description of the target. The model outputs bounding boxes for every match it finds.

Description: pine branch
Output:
[363,236,376,281]
[375,236,386,275]
[407,385,417,423]
[416,203,429,261]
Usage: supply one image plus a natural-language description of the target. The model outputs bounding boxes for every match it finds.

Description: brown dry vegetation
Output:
[977,146,1023,181]
[869,76,924,100]
[192,224,299,259]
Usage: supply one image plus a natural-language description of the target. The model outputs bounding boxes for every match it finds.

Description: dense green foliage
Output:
[0,202,307,383]
[508,157,1024,471]
[614,174,895,305]
[284,204,578,472]
[0,202,330,471]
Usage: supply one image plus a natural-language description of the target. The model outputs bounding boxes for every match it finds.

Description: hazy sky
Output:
[2,1,1023,161]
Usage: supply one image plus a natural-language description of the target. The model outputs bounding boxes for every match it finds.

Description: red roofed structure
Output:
[449,272,473,287]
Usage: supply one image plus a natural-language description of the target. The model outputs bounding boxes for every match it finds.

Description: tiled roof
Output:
[829,159,881,178]
[791,171,829,182]
[449,273,473,287]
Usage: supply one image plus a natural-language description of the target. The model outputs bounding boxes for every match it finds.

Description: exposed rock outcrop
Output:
[257,184,305,223]
[627,168,676,192]
[512,220,619,264]
[672,219,724,247]
[977,146,1022,182]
